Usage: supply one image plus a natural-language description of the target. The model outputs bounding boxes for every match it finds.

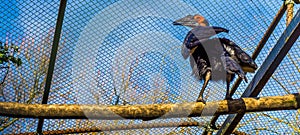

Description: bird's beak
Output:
[172,21,183,25]
[173,15,197,26]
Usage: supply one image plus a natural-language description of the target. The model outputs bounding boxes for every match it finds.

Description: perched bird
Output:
[173,14,257,103]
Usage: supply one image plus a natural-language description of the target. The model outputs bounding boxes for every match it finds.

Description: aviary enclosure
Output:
[0,0,300,134]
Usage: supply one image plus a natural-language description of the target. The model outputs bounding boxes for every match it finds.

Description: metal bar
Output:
[36,0,67,133]
[216,9,300,135]
[251,4,287,60]
[202,4,287,135]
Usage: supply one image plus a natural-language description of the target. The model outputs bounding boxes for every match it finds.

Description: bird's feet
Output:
[196,97,206,103]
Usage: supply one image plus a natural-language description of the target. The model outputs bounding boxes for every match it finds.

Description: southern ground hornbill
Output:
[173,14,257,103]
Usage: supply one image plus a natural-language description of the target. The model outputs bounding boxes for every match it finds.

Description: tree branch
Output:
[0,93,299,120]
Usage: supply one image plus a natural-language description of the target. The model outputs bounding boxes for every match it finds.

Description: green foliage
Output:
[0,42,22,67]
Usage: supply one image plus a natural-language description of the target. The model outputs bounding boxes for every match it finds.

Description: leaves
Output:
[0,42,22,67]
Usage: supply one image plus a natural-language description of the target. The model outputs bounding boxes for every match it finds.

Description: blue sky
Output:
[1,0,299,134]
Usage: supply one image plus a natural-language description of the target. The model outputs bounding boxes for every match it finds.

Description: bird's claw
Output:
[196,97,206,103]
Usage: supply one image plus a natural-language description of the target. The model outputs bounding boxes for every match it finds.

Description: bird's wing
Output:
[221,53,248,82]
[189,56,198,76]
[181,31,198,59]
[219,38,257,72]
[211,26,229,34]
[194,56,210,81]
[189,44,211,80]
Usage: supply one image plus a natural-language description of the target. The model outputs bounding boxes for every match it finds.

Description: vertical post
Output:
[36,0,67,133]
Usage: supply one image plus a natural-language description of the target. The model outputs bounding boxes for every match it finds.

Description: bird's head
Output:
[173,14,209,28]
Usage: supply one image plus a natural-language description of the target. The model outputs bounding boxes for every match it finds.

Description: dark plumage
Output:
[189,38,250,102]
[173,14,257,103]
[181,26,229,59]
[219,38,257,73]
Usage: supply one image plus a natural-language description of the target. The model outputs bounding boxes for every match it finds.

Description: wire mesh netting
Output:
[0,0,60,133]
[1,0,299,134]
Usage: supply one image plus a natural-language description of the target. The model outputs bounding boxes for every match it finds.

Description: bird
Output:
[173,14,257,103]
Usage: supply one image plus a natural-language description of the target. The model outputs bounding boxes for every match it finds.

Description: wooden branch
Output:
[0,93,299,120]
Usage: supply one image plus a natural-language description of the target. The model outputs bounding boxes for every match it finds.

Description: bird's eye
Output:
[194,16,201,20]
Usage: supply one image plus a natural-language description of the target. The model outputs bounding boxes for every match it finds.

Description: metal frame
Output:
[216,9,300,135]
[36,0,68,133]
[22,0,298,134]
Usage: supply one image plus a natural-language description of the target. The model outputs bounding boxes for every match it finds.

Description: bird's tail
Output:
[222,54,248,83]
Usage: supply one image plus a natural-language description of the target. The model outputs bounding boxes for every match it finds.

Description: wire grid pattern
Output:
[0,0,299,134]
[230,4,300,135]
[236,40,300,135]
[0,0,60,134]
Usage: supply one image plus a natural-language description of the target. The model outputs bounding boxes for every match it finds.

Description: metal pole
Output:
[36,0,67,133]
